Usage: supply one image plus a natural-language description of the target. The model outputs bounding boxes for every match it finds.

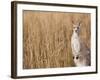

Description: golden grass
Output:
[23,11,91,69]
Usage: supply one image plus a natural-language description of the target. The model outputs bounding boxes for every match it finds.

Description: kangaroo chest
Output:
[71,33,80,53]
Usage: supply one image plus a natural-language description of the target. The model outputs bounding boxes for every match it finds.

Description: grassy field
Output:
[23,11,91,69]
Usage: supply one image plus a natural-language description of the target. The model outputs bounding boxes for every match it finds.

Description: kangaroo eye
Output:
[76,56,79,59]
[73,56,74,59]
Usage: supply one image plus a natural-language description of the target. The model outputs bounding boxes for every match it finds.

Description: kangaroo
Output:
[71,22,81,55]
[71,21,90,66]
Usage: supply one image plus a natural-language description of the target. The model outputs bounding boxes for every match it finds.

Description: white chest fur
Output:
[71,32,80,55]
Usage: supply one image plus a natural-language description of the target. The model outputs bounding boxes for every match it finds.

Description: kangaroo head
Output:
[72,21,81,34]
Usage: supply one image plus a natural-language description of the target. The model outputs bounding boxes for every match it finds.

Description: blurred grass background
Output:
[23,11,90,69]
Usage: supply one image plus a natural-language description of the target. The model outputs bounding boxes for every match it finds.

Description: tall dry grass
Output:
[23,11,91,69]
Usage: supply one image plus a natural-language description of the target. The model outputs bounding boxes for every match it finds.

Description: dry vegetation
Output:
[23,11,91,69]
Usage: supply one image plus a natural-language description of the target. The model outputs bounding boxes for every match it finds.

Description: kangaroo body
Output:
[71,31,80,55]
[71,22,90,66]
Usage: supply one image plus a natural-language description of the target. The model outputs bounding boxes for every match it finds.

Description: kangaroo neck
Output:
[73,31,79,37]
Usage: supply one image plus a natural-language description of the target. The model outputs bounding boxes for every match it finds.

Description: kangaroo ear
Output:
[72,20,76,28]
[72,20,74,25]
[77,21,82,27]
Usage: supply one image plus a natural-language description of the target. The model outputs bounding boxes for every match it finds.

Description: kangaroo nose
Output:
[75,30,78,32]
